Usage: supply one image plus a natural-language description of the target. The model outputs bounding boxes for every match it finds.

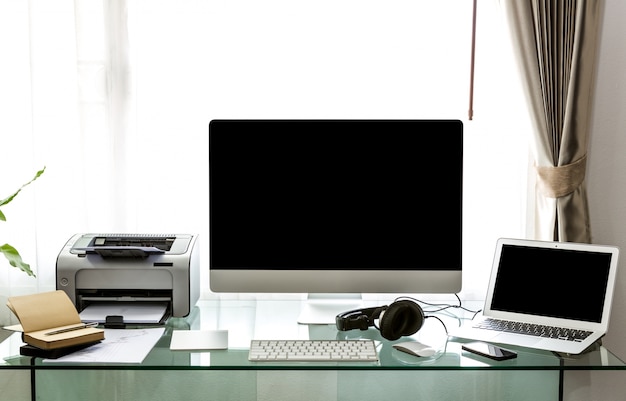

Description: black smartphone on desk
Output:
[462,341,517,361]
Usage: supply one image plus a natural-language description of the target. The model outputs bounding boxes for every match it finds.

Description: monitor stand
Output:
[297,293,364,325]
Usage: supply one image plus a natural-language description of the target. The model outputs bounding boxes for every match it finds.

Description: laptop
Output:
[451,238,619,354]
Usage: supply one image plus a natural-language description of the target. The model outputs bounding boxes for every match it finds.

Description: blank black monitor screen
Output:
[209,119,463,294]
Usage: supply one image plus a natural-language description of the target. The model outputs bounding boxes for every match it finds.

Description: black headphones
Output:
[335,299,425,341]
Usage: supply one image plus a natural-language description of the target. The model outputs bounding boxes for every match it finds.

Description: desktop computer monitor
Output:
[209,119,463,322]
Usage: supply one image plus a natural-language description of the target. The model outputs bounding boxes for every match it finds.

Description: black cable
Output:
[424,315,449,336]
[393,294,483,335]
[394,294,482,316]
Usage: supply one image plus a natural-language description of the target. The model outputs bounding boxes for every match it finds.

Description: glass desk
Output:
[1,299,625,401]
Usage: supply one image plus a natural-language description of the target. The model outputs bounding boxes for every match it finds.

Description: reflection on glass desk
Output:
[1,299,625,401]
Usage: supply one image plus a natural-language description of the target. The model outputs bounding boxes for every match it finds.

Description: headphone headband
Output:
[335,306,386,331]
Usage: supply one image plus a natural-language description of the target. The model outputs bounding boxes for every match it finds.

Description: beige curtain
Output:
[503,0,603,243]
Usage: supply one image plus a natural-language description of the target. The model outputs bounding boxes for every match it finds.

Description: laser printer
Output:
[56,233,200,324]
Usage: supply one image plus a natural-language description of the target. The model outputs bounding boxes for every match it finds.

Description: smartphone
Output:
[462,341,517,361]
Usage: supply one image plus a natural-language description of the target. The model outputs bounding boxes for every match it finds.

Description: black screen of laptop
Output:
[490,245,612,323]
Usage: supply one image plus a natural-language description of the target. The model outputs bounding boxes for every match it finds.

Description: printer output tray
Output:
[79,301,170,324]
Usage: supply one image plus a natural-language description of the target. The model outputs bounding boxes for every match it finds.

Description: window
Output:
[1,0,529,301]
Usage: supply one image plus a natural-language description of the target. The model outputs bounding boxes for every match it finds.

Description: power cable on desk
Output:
[394,294,483,335]
[394,294,482,316]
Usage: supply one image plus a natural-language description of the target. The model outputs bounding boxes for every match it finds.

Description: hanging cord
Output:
[468,0,478,120]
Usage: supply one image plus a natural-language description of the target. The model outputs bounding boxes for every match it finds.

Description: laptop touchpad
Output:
[493,333,541,348]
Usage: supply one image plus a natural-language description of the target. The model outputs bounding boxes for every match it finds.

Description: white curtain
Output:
[503,0,603,243]
[1,0,529,308]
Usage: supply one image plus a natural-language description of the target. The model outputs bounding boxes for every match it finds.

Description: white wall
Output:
[567,0,626,399]
[590,0,626,365]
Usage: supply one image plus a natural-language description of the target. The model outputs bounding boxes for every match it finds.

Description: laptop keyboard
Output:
[474,318,592,342]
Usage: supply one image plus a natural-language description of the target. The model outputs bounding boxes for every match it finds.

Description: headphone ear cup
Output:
[378,300,424,341]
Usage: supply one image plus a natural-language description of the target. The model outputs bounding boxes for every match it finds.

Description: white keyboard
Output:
[249,339,378,362]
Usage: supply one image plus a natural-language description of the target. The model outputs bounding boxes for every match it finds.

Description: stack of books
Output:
[5,290,104,358]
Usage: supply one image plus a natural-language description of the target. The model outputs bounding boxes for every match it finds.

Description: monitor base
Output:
[297,294,364,325]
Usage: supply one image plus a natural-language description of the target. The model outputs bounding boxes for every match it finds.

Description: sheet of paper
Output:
[2,324,23,332]
[170,330,228,350]
[43,327,165,363]
[79,302,169,323]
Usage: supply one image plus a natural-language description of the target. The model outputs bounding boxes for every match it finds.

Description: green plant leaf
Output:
[0,243,36,277]
[0,166,46,209]
[0,167,44,276]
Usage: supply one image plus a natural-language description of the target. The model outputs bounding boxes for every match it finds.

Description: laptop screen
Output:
[490,244,613,323]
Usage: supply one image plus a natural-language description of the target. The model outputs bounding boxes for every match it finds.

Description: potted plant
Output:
[0,167,45,277]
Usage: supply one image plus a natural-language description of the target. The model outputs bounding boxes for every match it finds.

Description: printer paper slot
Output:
[79,302,170,324]
[73,246,165,258]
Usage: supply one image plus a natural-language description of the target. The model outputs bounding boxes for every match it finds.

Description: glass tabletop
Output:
[1,299,624,371]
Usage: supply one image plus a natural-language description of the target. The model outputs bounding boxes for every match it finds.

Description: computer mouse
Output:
[392,341,436,357]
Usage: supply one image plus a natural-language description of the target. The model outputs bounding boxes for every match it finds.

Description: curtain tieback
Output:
[536,155,587,198]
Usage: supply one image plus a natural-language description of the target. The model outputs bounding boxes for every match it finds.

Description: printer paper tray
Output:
[79,302,169,324]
